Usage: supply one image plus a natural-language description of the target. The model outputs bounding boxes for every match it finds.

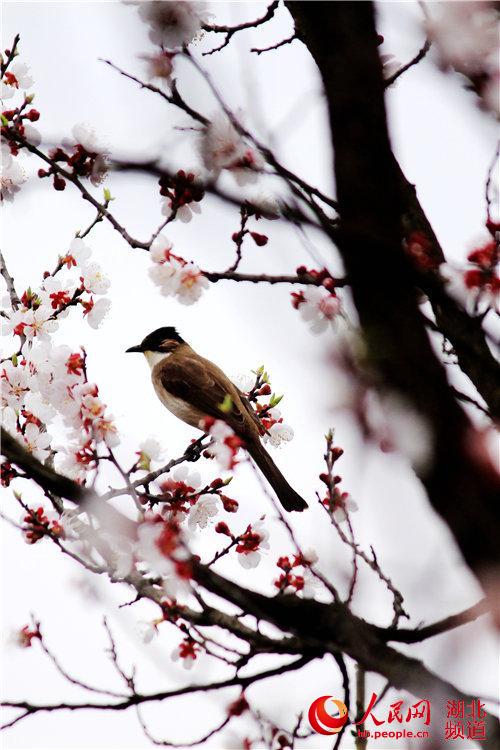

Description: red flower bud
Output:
[215,521,231,536]
[221,495,238,513]
[26,109,40,121]
[250,232,268,246]
[53,175,66,191]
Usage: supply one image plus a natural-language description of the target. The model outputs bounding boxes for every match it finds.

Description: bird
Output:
[126,327,308,512]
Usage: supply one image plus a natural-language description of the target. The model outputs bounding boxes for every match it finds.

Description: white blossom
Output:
[1,361,29,408]
[426,2,499,74]
[136,522,175,577]
[188,495,220,530]
[231,372,254,394]
[298,287,341,334]
[170,464,201,490]
[112,549,135,579]
[23,391,56,422]
[71,123,108,155]
[265,420,294,449]
[0,149,26,202]
[176,263,209,305]
[332,493,358,524]
[136,1,210,48]
[1,61,34,99]
[23,305,59,341]
[139,437,164,462]
[23,123,42,148]
[137,620,159,644]
[161,198,201,224]
[87,297,111,329]
[301,548,319,565]
[68,237,92,266]
[298,569,320,600]
[237,521,269,569]
[200,112,264,185]
[22,423,52,462]
[140,50,174,85]
[81,262,110,295]
[171,643,197,669]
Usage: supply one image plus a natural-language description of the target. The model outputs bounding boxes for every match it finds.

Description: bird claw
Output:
[184,434,207,462]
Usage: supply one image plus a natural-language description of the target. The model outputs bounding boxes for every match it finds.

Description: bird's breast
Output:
[151,374,205,430]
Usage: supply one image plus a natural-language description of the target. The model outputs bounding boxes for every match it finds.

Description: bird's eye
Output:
[160,339,176,351]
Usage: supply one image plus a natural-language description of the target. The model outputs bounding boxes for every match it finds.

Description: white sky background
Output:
[1,1,499,749]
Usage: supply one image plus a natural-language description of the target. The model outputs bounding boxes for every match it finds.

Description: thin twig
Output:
[384,38,431,87]
[202,1,280,55]
[251,33,297,55]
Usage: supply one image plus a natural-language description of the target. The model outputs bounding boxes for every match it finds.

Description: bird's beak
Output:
[126,345,143,353]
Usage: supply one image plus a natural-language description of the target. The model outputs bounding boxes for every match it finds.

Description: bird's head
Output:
[126,327,185,367]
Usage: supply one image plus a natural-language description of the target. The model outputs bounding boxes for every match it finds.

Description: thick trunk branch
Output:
[287,0,500,591]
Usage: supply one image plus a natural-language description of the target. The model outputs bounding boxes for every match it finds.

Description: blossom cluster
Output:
[234,521,270,569]
[3,238,111,342]
[11,624,41,648]
[233,368,295,450]
[200,112,265,186]
[148,233,209,304]
[1,56,40,202]
[201,417,245,471]
[403,231,440,272]
[136,515,192,599]
[158,169,204,223]
[1,337,118,480]
[38,123,109,190]
[426,3,499,116]
[20,505,65,544]
[319,441,359,524]
[441,237,499,314]
[291,267,342,334]
[140,464,239,532]
[132,1,211,49]
[273,552,319,598]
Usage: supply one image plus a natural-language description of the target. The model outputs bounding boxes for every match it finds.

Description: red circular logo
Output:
[308,696,349,735]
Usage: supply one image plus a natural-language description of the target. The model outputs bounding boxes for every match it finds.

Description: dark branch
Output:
[251,33,297,55]
[385,598,490,644]
[1,655,312,725]
[384,38,431,87]
[1,427,136,537]
[287,1,500,591]
[202,1,280,55]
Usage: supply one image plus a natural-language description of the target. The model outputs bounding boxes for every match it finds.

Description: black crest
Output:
[140,327,185,351]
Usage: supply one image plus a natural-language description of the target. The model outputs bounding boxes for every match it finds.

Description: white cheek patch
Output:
[144,350,171,369]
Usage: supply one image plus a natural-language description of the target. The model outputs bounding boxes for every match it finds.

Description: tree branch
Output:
[287,0,500,593]
[386,598,490,644]
[201,1,280,55]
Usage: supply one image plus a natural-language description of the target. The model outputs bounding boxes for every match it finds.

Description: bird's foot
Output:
[184,434,207,462]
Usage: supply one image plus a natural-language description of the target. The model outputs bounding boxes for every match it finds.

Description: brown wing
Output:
[160,355,252,436]
[236,388,268,436]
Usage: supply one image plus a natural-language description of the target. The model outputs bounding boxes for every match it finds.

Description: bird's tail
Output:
[248,441,308,512]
